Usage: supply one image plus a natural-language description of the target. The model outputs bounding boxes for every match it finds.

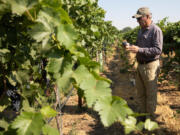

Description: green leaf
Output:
[94,96,133,127]
[89,0,96,4]
[0,105,8,113]
[94,96,117,127]
[58,7,72,24]
[42,125,59,135]
[73,65,112,107]
[124,116,137,134]
[7,70,29,85]
[73,65,91,84]
[136,122,144,131]
[83,80,111,107]
[0,49,10,56]
[21,99,34,112]
[57,24,77,49]
[28,16,53,46]
[90,25,98,32]
[40,106,57,118]
[144,119,158,131]
[38,7,60,27]
[41,0,62,9]
[56,67,73,91]
[78,57,99,69]
[0,95,10,112]
[46,58,64,73]
[0,1,10,19]
[11,112,44,135]
[7,0,38,15]
[91,71,112,83]
[0,119,9,130]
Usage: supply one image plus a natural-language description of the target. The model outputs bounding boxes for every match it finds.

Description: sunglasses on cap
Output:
[137,17,142,21]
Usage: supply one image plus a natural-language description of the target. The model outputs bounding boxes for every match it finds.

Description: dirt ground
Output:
[51,46,180,135]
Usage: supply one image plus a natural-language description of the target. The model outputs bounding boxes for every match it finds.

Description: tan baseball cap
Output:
[132,7,151,18]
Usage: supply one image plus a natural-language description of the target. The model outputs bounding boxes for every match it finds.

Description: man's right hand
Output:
[126,45,139,53]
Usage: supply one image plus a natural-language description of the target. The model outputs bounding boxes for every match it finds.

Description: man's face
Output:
[137,15,148,28]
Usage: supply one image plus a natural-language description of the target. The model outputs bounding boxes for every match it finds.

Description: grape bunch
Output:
[6,87,21,112]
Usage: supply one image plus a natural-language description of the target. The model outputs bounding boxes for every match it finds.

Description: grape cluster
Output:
[6,87,21,112]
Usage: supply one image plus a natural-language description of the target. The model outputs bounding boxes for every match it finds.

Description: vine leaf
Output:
[11,112,44,135]
[42,125,59,135]
[90,25,98,32]
[7,0,38,15]
[0,49,10,56]
[46,58,64,74]
[144,119,158,131]
[40,106,57,118]
[57,24,77,50]
[58,7,72,24]
[28,16,53,46]
[56,67,73,91]
[83,80,112,107]
[0,119,9,130]
[73,65,112,107]
[124,116,137,134]
[72,65,91,85]
[94,96,133,127]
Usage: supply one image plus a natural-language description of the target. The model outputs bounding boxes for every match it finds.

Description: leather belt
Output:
[137,59,157,64]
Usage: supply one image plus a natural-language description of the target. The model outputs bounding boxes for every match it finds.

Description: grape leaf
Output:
[94,96,133,127]
[46,58,64,73]
[0,49,10,56]
[11,112,44,135]
[7,0,38,15]
[124,116,137,134]
[0,119,9,130]
[42,124,59,135]
[28,16,53,46]
[90,25,98,32]
[57,24,77,50]
[144,119,158,131]
[56,68,73,91]
[72,65,91,85]
[73,65,112,107]
[40,106,57,118]
[82,80,111,107]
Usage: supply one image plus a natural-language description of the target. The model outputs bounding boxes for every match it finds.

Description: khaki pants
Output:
[136,60,160,117]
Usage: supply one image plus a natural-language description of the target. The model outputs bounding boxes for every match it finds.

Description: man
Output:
[126,7,163,120]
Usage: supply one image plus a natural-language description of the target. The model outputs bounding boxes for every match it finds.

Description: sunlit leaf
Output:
[12,112,44,135]
[46,58,64,73]
[40,106,57,118]
[144,119,158,131]
[7,0,38,15]
[57,24,77,49]
[42,125,59,135]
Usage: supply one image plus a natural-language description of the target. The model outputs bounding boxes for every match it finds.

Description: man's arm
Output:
[138,29,163,56]
[126,28,163,56]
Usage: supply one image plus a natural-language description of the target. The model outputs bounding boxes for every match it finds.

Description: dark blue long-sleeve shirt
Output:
[136,23,163,62]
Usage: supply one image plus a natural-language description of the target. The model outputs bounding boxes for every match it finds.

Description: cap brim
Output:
[132,14,142,18]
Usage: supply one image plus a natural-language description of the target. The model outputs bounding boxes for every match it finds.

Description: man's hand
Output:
[126,45,139,53]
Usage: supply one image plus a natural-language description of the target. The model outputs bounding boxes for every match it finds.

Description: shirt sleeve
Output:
[138,28,163,57]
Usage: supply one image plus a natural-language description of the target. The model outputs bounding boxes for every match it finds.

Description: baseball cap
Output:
[132,7,151,18]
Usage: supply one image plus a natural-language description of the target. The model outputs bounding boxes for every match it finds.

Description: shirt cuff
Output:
[138,48,144,53]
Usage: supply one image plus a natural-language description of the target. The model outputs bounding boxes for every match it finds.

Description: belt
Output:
[137,59,157,64]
